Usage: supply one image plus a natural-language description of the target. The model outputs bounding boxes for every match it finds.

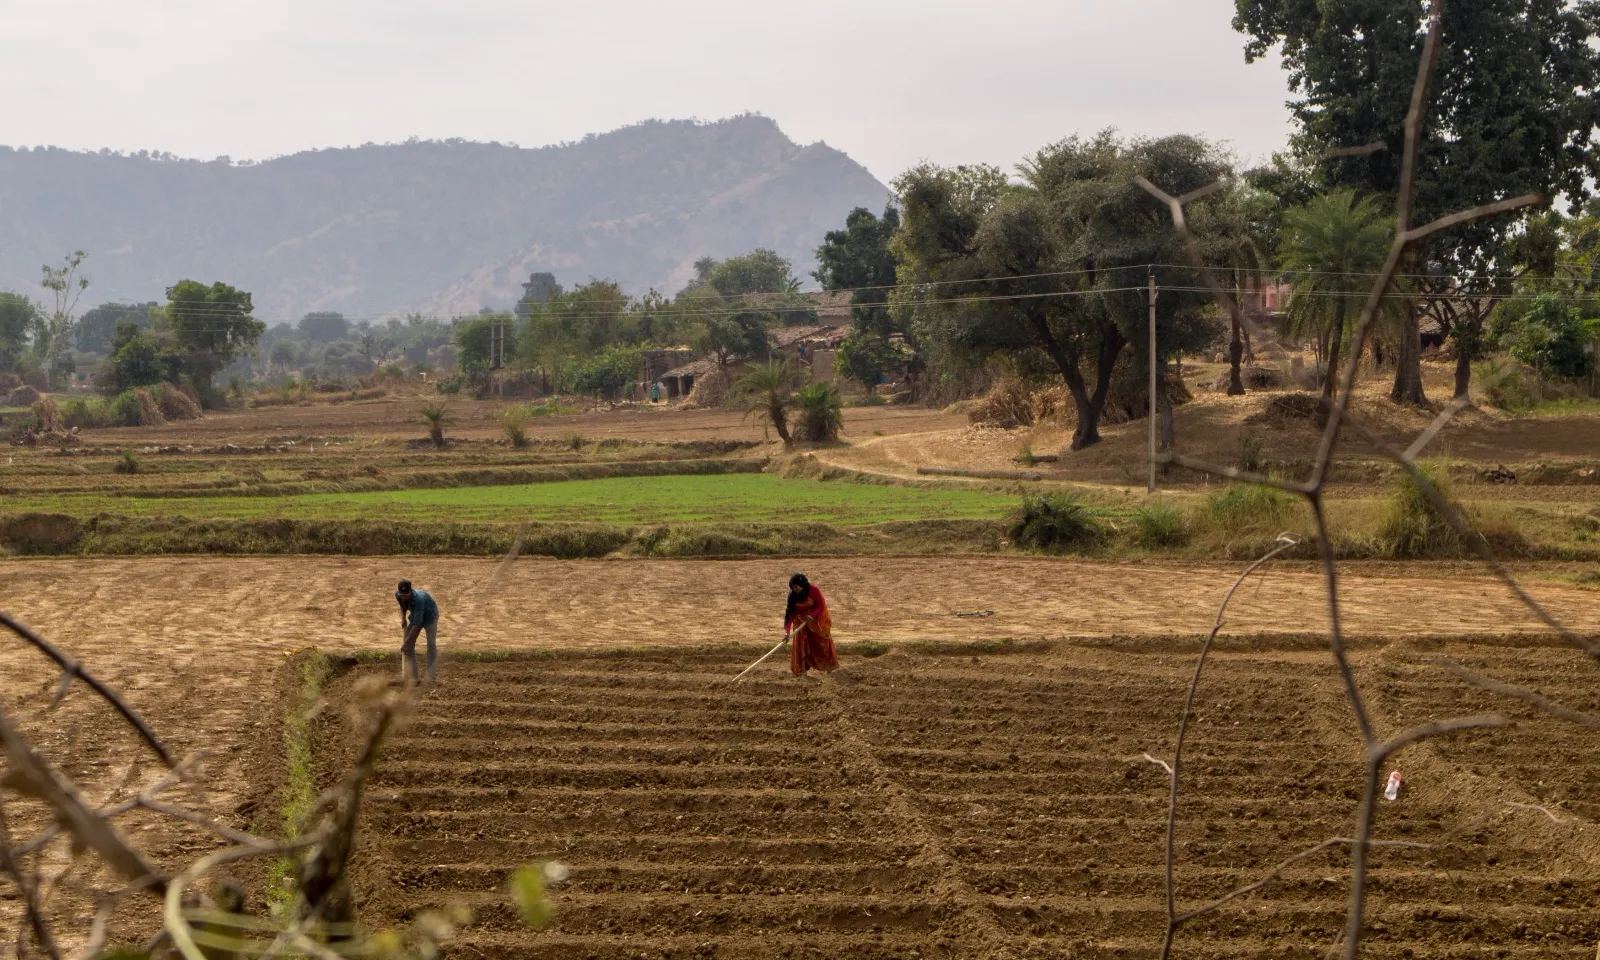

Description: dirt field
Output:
[343,641,1600,958]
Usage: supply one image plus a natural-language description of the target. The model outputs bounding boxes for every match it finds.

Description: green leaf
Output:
[509,864,555,929]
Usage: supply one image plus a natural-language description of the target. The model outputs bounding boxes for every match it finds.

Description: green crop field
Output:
[2,474,1020,526]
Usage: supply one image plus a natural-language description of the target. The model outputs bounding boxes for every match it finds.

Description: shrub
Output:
[379,363,405,378]
[499,406,529,448]
[1236,434,1266,473]
[435,373,465,395]
[113,449,140,474]
[794,382,844,442]
[1132,504,1187,547]
[1199,485,1298,531]
[529,399,576,418]
[419,403,452,448]
[1378,460,1464,559]
[564,432,585,451]
[1008,493,1103,553]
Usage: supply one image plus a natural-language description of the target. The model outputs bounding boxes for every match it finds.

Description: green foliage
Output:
[0,291,34,370]
[1132,504,1187,547]
[1008,493,1104,553]
[706,249,802,298]
[834,333,901,394]
[114,449,140,474]
[894,134,1231,450]
[75,301,156,354]
[737,358,795,445]
[455,314,517,375]
[434,373,464,395]
[498,407,528,448]
[100,321,188,395]
[1490,294,1595,381]
[814,205,903,340]
[572,346,643,400]
[1200,485,1298,531]
[297,311,349,342]
[165,279,263,398]
[793,382,843,442]
[509,865,559,929]
[527,398,576,417]
[1279,189,1398,394]
[419,403,452,447]
[1379,461,1464,559]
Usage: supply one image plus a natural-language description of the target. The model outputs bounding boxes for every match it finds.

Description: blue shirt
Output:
[404,588,439,627]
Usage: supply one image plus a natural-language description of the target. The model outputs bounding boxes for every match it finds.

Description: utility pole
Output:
[1147,269,1158,494]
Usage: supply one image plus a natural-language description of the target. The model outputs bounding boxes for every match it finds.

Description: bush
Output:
[1199,485,1298,531]
[794,382,844,442]
[1132,504,1187,547]
[31,396,59,430]
[435,374,465,395]
[1008,493,1104,553]
[499,406,529,448]
[113,449,140,474]
[1236,434,1266,473]
[573,346,644,401]
[1378,461,1464,558]
[419,403,452,448]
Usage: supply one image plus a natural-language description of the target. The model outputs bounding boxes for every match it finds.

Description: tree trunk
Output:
[1391,302,1429,406]
[770,397,792,446]
[1451,307,1482,400]
[1070,329,1127,451]
[1226,314,1245,395]
[1322,301,1345,402]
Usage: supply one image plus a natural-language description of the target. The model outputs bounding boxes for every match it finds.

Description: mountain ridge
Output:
[0,115,890,322]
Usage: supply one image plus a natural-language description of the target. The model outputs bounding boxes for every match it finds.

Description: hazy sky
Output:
[2,0,1295,183]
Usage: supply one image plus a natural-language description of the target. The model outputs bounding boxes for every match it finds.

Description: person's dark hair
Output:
[395,579,413,605]
[785,573,810,625]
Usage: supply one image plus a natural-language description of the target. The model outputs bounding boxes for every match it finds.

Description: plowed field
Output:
[343,639,1600,959]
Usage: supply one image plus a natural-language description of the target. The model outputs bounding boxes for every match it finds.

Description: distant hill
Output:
[0,116,890,322]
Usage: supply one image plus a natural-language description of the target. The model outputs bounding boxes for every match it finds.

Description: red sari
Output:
[786,585,839,675]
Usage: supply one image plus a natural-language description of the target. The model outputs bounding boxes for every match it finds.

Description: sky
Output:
[1,0,1295,184]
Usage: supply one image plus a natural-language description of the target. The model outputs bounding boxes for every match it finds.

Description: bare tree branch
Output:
[1439,660,1600,730]
[1159,533,1302,960]
[0,703,165,896]
[0,611,173,767]
[0,795,60,960]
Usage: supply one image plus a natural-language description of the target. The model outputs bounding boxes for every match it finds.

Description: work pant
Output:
[402,621,438,683]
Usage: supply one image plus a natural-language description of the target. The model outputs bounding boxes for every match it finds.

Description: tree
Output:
[572,346,643,401]
[1235,0,1600,402]
[100,322,187,395]
[39,251,89,384]
[269,340,299,374]
[515,272,563,318]
[419,403,453,448]
[1278,190,1398,402]
[737,358,796,446]
[165,280,264,402]
[298,311,349,342]
[1489,293,1595,381]
[834,332,900,395]
[794,382,844,443]
[76,301,156,354]
[896,135,1229,451]
[0,292,34,371]
[815,206,917,391]
[455,314,517,375]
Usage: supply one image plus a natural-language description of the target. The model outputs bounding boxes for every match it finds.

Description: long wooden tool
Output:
[732,633,789,682]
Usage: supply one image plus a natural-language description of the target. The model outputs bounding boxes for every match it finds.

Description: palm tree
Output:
[1279,189,1397,402]
[794,382,844,443]
[737,359,795,446]
[419,403,453,448]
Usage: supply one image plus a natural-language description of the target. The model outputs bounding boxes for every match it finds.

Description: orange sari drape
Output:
[785,585,838,675]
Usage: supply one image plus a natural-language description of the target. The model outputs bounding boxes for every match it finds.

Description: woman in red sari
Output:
[785,573,839,676]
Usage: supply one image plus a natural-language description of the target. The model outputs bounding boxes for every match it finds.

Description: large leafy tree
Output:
[1235,0,1600,401]
[814,206,916,394]
[76,301,157,354]
[165,280,264,401]
[896,135,1229,451]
